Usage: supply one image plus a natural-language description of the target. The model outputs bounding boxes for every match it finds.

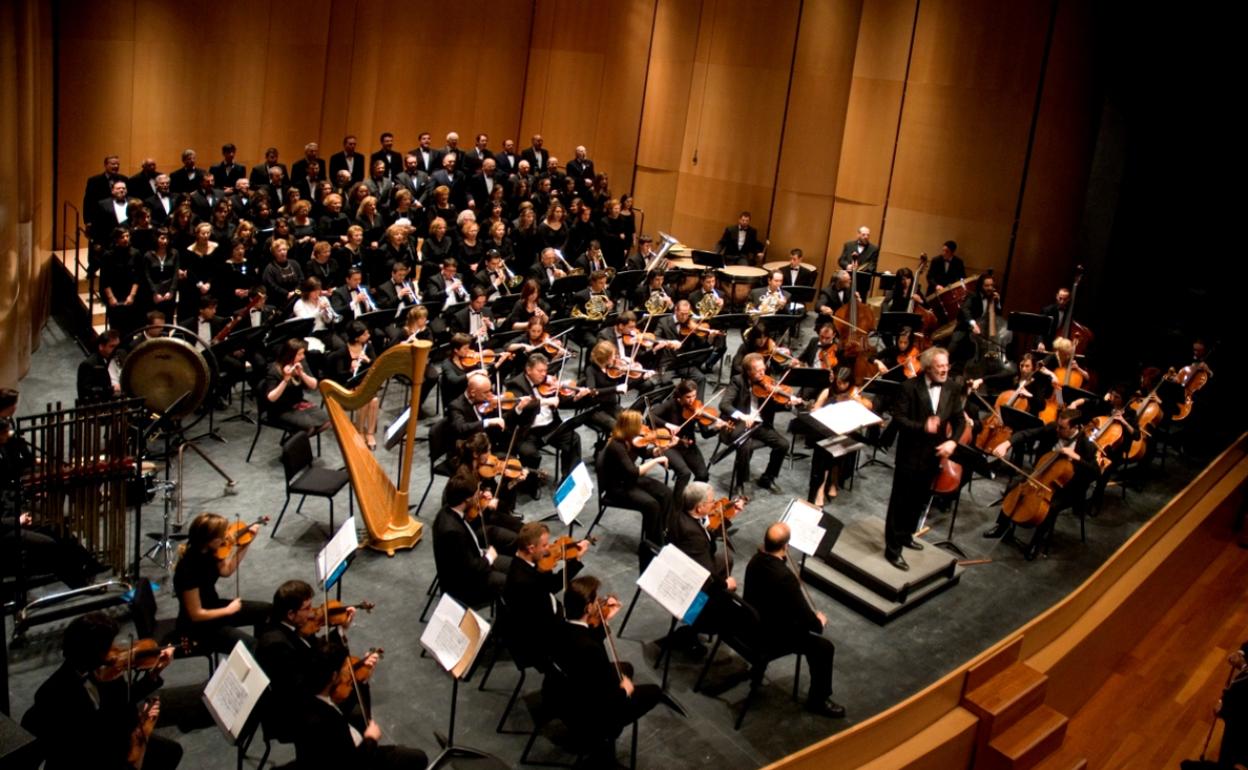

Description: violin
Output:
[605,361,648,380]
[475,391,521,413]
[679,317,720,338]
[818,343,839,371]
[751,374,802,405]
[767,342,799,368]
[622,330,658,349]
[897,346,921,378]
[298,600,376,636]
[705,496,747,531]
[459,349,499,369]
[834,386,873,410]
[585,594,622,628]
[633,425,678,450]
[215,516,270,560]
[331,647,383,704]
[536,535,598,572]
[477,452,524,480]
[681,399,731,429]
[536,376,582,399]
[97,639,173,682]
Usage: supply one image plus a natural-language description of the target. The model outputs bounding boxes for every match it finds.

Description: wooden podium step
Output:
[1030,746,1087,770]
[963,662,1049,736]
[982,704,1068,770]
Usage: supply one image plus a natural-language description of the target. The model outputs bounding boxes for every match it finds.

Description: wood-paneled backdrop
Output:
[55,0,1097,315]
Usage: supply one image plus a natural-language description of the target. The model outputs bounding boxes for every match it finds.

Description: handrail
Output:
[59,200,97,339]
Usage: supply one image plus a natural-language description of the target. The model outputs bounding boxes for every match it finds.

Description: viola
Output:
[299,600,376,636]
[768,343,799,367]
[622,331,658,349]
[751,374,801,405]
[633,425,678,450]
[537,535,598,572]
[97,639,173,682]
[477,453,524,480]
[215,516,270,560]
[681,400,731,429]
[459,349,499,369]
[331,647,383,704]
[705,496,747,531]
[818,343,839,371]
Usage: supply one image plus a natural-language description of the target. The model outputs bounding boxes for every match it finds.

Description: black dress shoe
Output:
[902,539,924,551]
[885,552,909,571]
[757,476,780,493]
[982,523,1009,539]
[805,697,847,718]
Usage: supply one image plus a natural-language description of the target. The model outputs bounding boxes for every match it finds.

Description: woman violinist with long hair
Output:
[173,512,272,652]
[596,410,673,551]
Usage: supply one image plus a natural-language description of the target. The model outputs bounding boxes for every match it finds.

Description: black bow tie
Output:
[928,381,942,390]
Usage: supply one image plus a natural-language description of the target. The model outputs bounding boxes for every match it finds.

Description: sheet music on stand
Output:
[780,499,827,556]
[636,544,710,625]
[202,642,270,744]
[420,594,492,678]
[316,516,359,591]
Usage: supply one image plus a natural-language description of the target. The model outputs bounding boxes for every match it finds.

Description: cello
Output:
[1125,368,1174,461]
[1057,265,1094,355]
[907,254,939,345]
[1000,448,1073,528]
[833,261,877,383]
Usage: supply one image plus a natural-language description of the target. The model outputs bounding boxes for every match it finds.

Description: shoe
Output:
[886,552,909,571]
[805,697,847,718]
[902,539,924,551]
[982,523,1009,539]
[1024,542,1041,561]
[757,476,780,493]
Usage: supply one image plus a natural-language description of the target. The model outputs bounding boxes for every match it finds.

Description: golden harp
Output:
[318,340,431,555]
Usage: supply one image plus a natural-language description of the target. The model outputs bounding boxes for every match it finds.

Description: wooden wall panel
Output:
[519,0,655,193]
[769,0,862,277]
[883,0,1051,281]
[827,0,915,280]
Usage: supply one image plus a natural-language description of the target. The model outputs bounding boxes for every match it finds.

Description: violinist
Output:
[447,432,524,545]
[666,482,740,656]
[744,523,845,719]
[448,373,511,448]
[325,321,380,450]
[503,278,551,331]
[883,347,974,571]
[584,341,633,435]
[503,522,590,669]
[432,473,512,607]
[875,325,922,383]
[295,641,428,769]
[506,353,584,479]
[597,310,662,374]
[721,352,799,494]
[173,512,273,652]
[731,325,793,375]
[23,612,182,770]
[807,367,873,507]
[656,299,714,396]
[442,333,487,405]
[983,408,1100,560]
[255,580,378,741]
[595,410,673,549]
[651,379,729,505]
[542,576,683,768]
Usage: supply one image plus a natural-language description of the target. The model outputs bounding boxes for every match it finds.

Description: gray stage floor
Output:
[4,320,1202,769]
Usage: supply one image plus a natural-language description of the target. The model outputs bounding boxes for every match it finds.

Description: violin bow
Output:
[596,600,626,683]
[234,513,242,598]
[673,387,727,435]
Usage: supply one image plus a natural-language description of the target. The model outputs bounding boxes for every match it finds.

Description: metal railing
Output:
[60,200,97,332]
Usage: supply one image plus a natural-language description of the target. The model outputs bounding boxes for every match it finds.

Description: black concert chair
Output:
[692,592,805,730]
[475,596,547,734]
[412,417,457,517]
[130,578,218,676]
[271,432,352,539]
[583,466,669,541]
[519,665,639,769]
[245,377,294,463]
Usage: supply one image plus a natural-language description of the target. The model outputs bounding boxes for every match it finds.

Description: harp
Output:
[318,340,431,555]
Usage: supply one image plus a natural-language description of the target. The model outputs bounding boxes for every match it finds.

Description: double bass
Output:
[1057,266,1094,354]
[907,254,939,344]
[834,261,877,383]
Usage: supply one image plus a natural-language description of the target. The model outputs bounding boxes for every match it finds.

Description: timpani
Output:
[668,258,700,297]
[720,265,768,309]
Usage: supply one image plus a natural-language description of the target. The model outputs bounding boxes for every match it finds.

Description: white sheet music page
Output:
[636,544,710,619]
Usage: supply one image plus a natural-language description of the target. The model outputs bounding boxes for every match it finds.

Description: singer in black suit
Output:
[883,346,969,570]
[329,135,366,185]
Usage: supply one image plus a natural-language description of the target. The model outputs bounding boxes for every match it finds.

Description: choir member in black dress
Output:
[173,512,273,652]
[99,227,142,335]
[305,240,343,293]
[262,238,303,309]
[216,238,258,317]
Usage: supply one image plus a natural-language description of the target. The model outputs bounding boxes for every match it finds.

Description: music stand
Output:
[707,313,750,332]
[691,250,725,269]
[545,317,579,338]
[490,293,521,319]
[669,348,713,375]
[859,377,900,469]
[853,270,878,299]
[783,285,817,305]
[356,306,401,331]
[610,269,647,298]
[927,442,996,558]
[878,312,923,339]
[1008,312,1054,348]
[540,410,594,482]
[784,367,832,391]
[1061,386,1098,409]
[213,325,267,426]
[876,272,898,294]
[550,273,588,296]
[758,312,802,342]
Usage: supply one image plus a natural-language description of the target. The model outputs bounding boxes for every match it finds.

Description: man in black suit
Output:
[371,132,402,179]
[566,145,595,195]
[461,132,493,175]
[167,148,201,195]
[259,165,290,210]
[294,641,427,769]
[781,248,818,288]
[447,373,509,446]
[330,267,379,321]
[145,174,175,224]
[408,131,436,174]
[289,142,320,190]
[188,173,223,222]
[362,159,394,205]
[528,247,566,294]
[667,482,738,650]
[466,157,503,211]
[433,473,511,607]
[837,226,880,273]
[421,258,470,312]
[229,178,255,220]
[1039,286,1072,345]
[520,134,548,175]
[128,157,160,199]
[747,271,793,315]
[542,576,681,767]
[210,142,246,191]
[431,131,461,169]
[541,155,566,194]
[719,352,797,494]
[744,522,845,718]
[982,408,1100,559]
[249,146,287,190]
[329,135,366,185]
[506,353,583,479]
[22,611,183,770]
[446,287,496,340]
[814,270,853,331]
[503,522,588,669]
[495,138,520,177]
[374,261,419,311]
[716,211,765,266]
[925,240,966,297]
[429,152,468,211]
[884,346,978,570]
[92,179,131,242]
[394,154,430,208]
[83,154,124,229]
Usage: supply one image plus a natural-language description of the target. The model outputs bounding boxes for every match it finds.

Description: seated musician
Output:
[595,410,672,551]
[1084,384,1138,505]
[630,269,674,314]
[503,278,551,331]
[291,276,342,354]
[953,273,1009,376]
[374,260,419,311]
[1039,286,1072,348]
[1042,336,1088,385]
[23,612,183,770]
[806,367,873,507]
[622,234,656,272]
[452,431,531,536]
[799,322,842,399]
[874,326,921,382]
[503,521,590,670]
[527,247,567,294]
[239,285,278,330]
[441,332,489,406]
[716,211,764,266]
[597,310,663,376]
[815,270,853,328]
[882,266,926,314]
[781,248,817,289]
[569,269,615,349]
[432,473,512,607]
[687,270,725,317]
[745,522,845,718]
[295,641,428,770]
[76,329,122,402]
[173,512,273,652]
[542,575,684,768]
[262,338,330,435]
[721,352,803,494]
[504,315,571,376]
[574,239,611,275]
[983,408,1100,559]
[748,271,792,317]
[506,353,584,480]
[474,248,511,299]
[650,379,729,507]
[421,258,471,313]
[448,373,509,450]
[325,320,379,450]
[655,300,716,397]
[256,580,378,741]
[666,482,741,656]
[584,340,632,437]
[731,324,795,374]
[330,267,378,322]
[447,286,499,342]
